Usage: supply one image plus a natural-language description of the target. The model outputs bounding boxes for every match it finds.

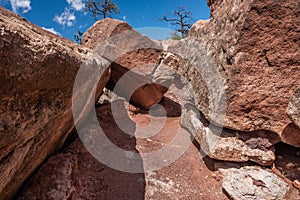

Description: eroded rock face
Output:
[82,18,167,109]
[220,166,289,200]
[0,7,110,199]
[172,0,300,147]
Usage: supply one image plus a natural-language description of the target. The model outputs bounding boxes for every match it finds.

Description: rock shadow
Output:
[140,97,181,117]
[16,102,146,200]
[274,142,300,181]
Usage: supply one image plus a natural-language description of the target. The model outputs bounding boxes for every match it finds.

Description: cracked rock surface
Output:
[220,166,289,200]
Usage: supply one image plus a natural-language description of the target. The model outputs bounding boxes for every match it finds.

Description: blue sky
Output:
[0,0,210,41]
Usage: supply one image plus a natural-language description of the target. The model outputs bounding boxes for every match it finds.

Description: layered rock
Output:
[0,7,110,199]
[82,19,167,109]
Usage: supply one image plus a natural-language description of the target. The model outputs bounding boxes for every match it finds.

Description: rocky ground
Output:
[15,97,300,199]
[1,0,299,199]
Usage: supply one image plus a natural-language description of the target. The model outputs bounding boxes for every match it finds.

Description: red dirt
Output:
[16,99,299,199]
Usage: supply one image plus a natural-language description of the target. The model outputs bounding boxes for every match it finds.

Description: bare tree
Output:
[74,30,83,44]
[158,6,194,38]
[84,0,120,20]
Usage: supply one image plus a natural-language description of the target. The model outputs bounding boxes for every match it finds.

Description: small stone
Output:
[285,162,296,170]
[220,166,289,200]
[211,173,217,179]
[277,155,284,160]
[293,180,300,190]
[287,88,300,130]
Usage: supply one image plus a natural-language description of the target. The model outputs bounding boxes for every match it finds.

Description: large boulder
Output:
[158,0,299,166]
[82,18,133,49]
[173,0,300,147]
[0,7,110,199]
[82,19,167,109]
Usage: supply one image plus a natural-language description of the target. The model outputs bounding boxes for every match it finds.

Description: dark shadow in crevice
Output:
[274,142,300,182]
[139,97,181,117]
[191,138,216,171]
[222,188,235,200]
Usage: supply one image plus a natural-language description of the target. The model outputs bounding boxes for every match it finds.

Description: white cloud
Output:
[42,27,62,36]
[122,15,126,21]
[54,8,76,27]
[66,0,85,11]
[10,0,31,14]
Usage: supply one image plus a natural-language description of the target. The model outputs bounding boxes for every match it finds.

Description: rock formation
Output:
[0,7,110,200]
[82,18,167,109]
[186,0,300,147]
[154,0,300,167]
[164,0,300,169]
[0,0,299,198]
[158,44,280,165]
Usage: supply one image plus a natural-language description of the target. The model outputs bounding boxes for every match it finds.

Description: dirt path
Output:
[16,100,231,200]
[131,113,227,200]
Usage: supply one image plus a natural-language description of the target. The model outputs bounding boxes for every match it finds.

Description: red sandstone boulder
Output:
[82,18,167,109]
[0,7,110,199]
[176,0,300,147]
[82,18,133,49]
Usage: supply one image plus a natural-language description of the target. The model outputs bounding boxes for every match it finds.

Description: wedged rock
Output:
[97,88,120,105]
[220,166,289,200]
[0,7,110,200]
[82,18,167,109]
[107,62,167,109]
